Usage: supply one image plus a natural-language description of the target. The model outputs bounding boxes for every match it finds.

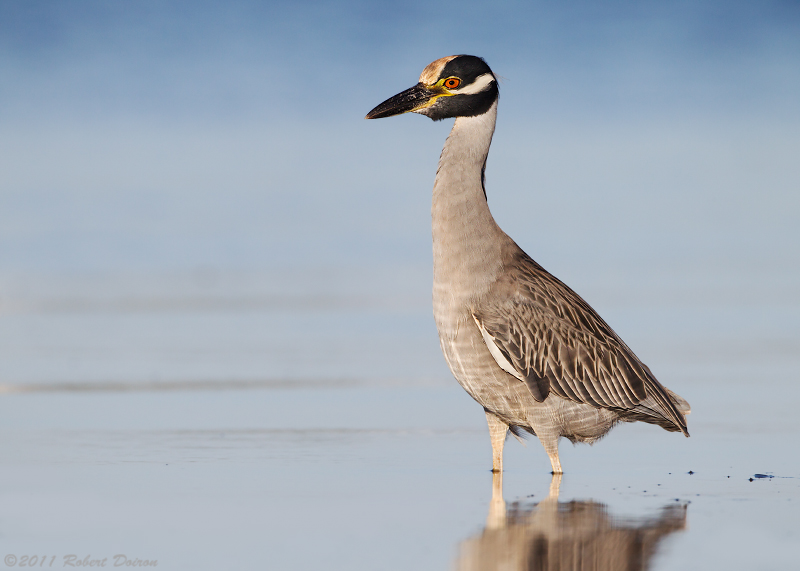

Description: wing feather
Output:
[472,248,688,435]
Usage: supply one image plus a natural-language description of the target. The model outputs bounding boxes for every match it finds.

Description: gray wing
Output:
[473,249,688,434]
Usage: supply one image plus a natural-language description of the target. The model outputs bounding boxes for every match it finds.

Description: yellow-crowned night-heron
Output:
[366,55,689,474]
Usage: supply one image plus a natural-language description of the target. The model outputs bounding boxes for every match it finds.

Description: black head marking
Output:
[420,55,498,121]
[439,55,494,84]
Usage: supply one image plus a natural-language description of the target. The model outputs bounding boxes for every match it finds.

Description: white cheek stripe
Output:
[456,73,495,95]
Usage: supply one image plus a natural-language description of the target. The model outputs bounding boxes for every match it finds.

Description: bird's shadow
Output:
[454,473,687,571]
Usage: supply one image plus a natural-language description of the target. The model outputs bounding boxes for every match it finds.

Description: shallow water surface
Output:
[0,269,798,570]
[1,382,799,570]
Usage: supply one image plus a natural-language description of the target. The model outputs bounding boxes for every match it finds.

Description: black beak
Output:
[365,83,436,119]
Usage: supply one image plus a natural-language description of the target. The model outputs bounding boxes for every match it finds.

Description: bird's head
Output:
[365,55,498,121]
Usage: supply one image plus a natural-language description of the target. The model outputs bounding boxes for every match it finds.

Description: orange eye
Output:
[444,77,461,89]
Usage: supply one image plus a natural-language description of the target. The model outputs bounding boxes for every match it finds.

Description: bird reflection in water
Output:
[456,474,687,571]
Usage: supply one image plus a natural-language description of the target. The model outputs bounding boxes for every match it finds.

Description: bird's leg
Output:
[541,435,563,475]
[484,410,508,473]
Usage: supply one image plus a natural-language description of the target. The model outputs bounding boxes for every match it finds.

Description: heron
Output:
[366,55,689,474]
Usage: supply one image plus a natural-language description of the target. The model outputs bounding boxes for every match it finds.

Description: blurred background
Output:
[0,2,798,569]
[0,0,798,388]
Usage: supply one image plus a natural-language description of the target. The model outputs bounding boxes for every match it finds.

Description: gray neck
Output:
[432,100,504,323]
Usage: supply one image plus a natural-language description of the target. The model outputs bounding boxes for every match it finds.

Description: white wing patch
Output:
[457,73,495,95]
[472,314,523,381]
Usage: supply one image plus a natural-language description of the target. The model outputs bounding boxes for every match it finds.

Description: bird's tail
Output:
[666,388,691,415]
[620,384,690,436]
